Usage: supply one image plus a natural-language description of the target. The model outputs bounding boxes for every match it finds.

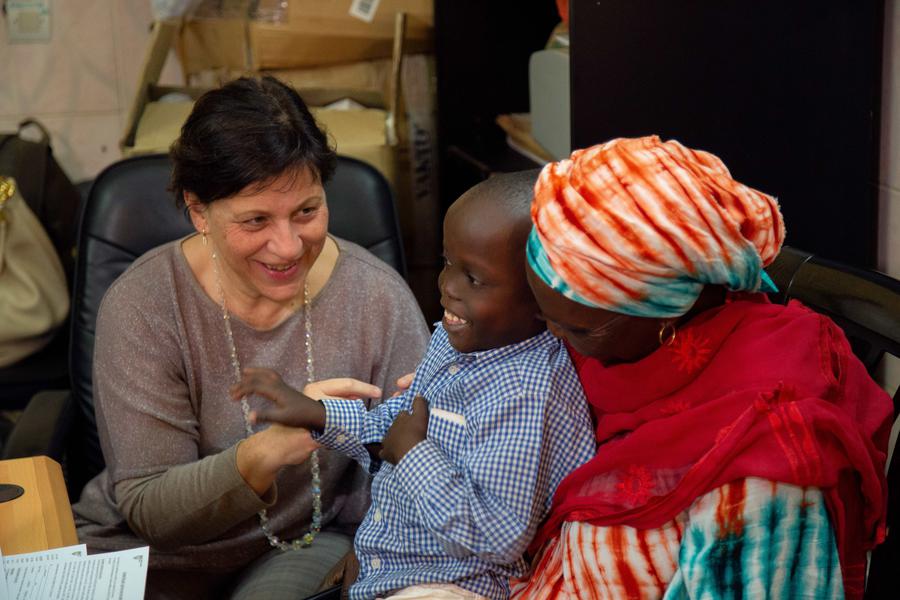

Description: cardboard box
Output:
[122,21,404,161]
[177,0,433,76]
[121,20,211,152]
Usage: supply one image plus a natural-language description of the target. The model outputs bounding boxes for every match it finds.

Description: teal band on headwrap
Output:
[526,227,599,308]
[528,227,781,315]
[760,270,779,293]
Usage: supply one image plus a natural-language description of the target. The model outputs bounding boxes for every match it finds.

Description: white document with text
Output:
[2,545,148,600]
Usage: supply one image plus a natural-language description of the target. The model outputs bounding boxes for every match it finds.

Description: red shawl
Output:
[532,295,892,599]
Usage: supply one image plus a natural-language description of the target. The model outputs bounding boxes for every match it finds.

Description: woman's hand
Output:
[304,378,382,401]
[231,367,326,430]
[380,395,429,465]
[236,424,319,496]
[318,549,360,599]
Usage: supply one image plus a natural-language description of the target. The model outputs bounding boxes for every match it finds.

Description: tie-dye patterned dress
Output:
[512,477,842,599]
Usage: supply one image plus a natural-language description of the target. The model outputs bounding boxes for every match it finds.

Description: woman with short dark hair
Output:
[73,76,430,599]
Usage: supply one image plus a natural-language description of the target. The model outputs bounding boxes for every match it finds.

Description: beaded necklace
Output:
[210,242,322,550]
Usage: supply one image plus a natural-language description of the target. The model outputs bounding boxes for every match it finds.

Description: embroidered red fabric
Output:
[533,294,892,600]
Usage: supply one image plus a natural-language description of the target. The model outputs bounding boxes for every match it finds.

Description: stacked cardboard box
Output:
[177,0,433,74]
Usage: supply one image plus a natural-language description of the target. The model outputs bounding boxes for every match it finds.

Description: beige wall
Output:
[0,0,181,183]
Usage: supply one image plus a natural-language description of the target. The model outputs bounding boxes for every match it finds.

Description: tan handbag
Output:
[0,176,69,367]
[0,119,82,283]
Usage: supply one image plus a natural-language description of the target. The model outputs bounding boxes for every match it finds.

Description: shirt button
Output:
[335,434,347,443]
[370,557,382,569]
[373,508,382,522]
[448,364,460,375]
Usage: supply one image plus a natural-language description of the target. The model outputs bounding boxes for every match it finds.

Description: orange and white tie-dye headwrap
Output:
[527,136,785,317]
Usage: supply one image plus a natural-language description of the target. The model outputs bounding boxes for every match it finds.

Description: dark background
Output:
[570,0,884,268]
[434,0,560,210]
[435,0,884,269]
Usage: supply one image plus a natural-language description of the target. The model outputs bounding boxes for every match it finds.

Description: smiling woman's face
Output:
[188,166,329,307]
[525,265,662,365]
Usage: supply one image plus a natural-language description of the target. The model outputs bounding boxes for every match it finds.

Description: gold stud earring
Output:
[658,321,677,347]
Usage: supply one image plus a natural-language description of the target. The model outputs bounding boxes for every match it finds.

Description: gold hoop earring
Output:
[658,321,677,347]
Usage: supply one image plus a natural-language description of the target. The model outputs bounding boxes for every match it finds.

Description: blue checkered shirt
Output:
[316,325,595,600]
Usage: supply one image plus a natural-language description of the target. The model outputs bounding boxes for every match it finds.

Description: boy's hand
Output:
[230,367,326,430]
[380,395,429,465]
[318,549,360,599]
[340,550,360,600]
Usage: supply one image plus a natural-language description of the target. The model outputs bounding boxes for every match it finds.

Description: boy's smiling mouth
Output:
[443,309,468,327]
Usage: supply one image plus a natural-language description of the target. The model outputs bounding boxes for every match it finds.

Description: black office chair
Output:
[2,153,407,501]
[766,246,900,599]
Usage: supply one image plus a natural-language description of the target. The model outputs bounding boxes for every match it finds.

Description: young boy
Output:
[232,171,595,600]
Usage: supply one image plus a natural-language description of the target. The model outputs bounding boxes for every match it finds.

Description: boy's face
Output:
[439,194,545,353]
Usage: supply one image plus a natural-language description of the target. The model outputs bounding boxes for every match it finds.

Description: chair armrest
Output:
[2,389,73,461]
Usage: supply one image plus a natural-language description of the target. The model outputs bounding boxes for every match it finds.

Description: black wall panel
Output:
[570,0,884,267]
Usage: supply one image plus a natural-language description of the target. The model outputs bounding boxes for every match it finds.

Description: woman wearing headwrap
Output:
[513,136,891,599]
